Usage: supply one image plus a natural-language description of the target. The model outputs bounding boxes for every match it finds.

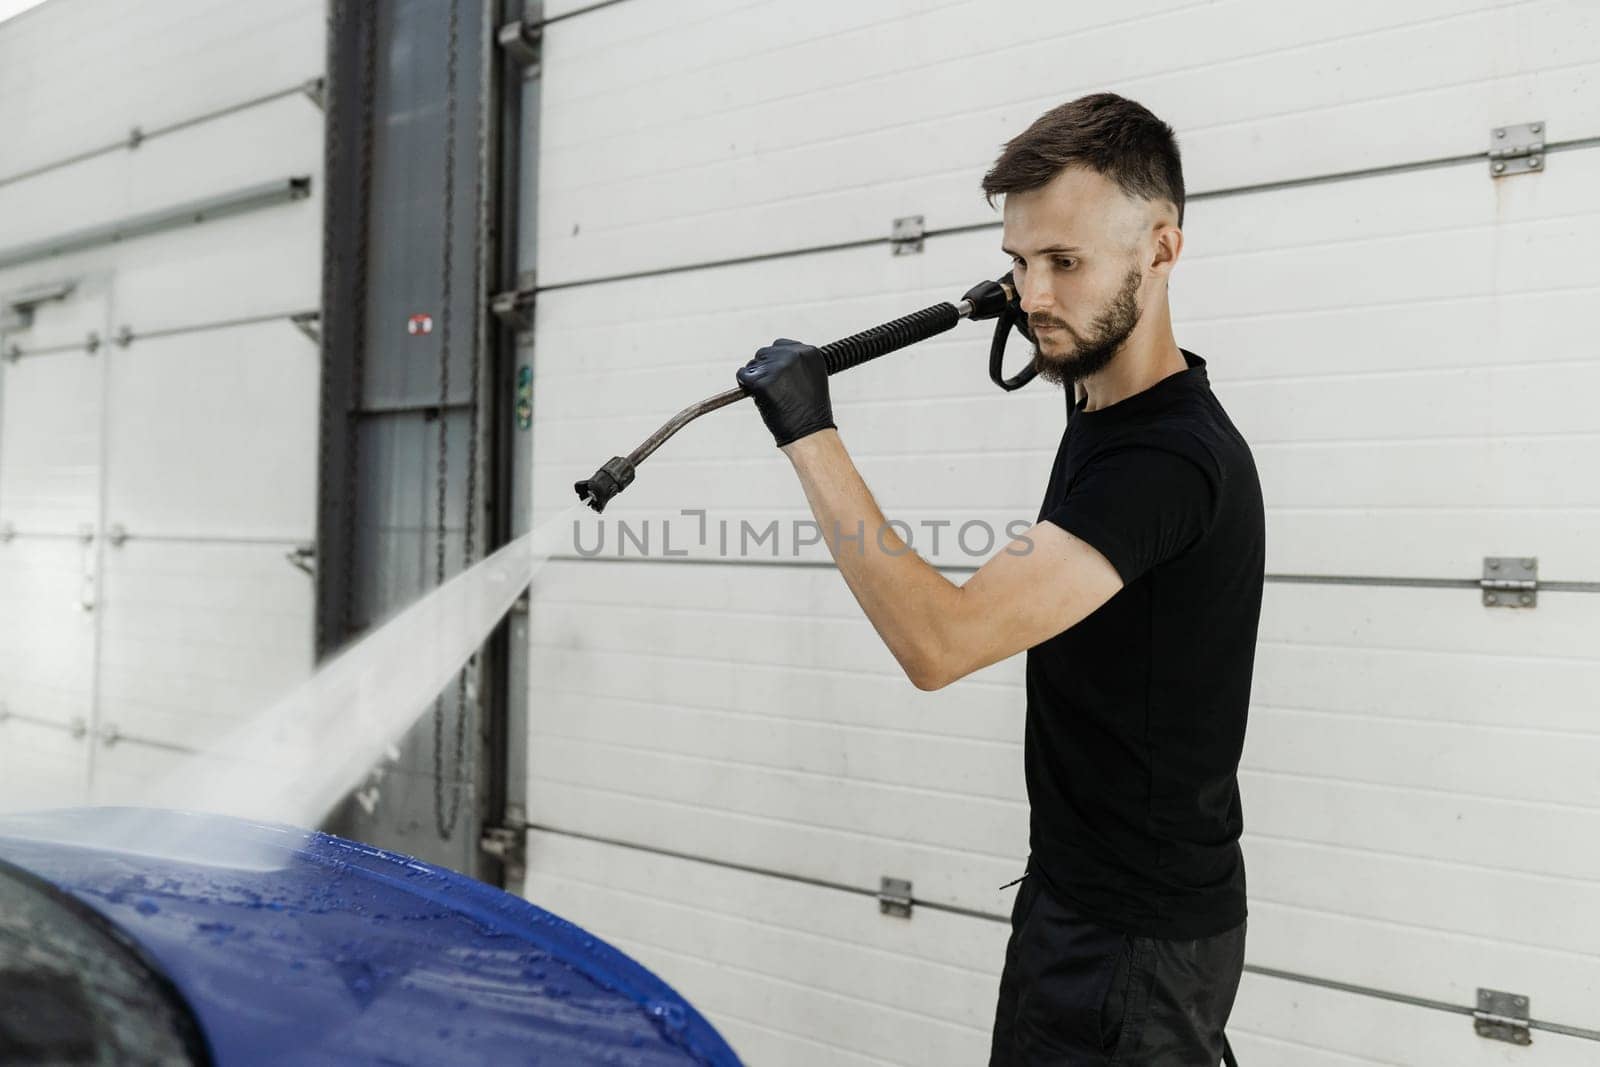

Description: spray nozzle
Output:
[574,456,636,513]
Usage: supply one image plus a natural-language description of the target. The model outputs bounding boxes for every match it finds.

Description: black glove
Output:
[735,338,836,448]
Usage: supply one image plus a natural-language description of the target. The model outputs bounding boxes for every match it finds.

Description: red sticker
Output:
[407,313,434,336]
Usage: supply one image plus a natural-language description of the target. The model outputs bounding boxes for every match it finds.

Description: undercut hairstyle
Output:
[981,92,1185,227]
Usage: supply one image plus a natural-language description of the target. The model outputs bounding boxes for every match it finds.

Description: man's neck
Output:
[1078,329,1187,413]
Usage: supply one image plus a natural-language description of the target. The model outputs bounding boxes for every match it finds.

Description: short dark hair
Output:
[981,92,1185,227]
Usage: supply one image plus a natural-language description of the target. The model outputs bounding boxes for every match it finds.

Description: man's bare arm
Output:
[783,429,1124,690]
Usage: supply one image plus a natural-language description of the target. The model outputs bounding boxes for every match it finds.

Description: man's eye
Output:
[1055,258,1076,269]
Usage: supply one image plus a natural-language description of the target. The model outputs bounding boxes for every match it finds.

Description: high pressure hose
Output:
[575,274,1028,513]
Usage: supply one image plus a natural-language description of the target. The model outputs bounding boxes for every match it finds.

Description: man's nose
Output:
[1019,271,1054,316]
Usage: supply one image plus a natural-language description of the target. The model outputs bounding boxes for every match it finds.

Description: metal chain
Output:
[432,0,468,840]
[453,0,490,836]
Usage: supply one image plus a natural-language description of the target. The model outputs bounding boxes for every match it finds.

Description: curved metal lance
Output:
[575,273,1036,513]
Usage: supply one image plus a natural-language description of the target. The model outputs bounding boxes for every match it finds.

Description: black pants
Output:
[989,873,1245,1066]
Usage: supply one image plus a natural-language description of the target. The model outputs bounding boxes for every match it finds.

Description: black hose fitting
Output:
[574,456,636,513]
[961,277,1012,321]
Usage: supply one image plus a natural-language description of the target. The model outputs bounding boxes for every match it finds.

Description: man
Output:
[736,92,1264,1065]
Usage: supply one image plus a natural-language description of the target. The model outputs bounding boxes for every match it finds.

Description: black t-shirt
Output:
[1026,349,1265,939]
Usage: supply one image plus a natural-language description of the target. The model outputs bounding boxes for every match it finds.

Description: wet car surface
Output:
[0,809,741,1066]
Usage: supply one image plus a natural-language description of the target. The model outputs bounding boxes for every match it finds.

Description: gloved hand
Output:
[735,338,836,448]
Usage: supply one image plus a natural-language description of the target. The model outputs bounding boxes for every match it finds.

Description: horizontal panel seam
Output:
[1241,766,1600,814]
[528,683,1020,745]
[531,728,1025,805]
[529,781,1023,862]
[531,868,999,980]
[534,140,1600,292]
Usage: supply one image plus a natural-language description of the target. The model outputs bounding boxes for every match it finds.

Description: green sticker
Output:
[515,365,532,430]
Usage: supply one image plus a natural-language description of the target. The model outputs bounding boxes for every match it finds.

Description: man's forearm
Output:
[782,429,961,689]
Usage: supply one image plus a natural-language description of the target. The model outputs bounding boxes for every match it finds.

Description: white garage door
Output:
[0,0,326,809]
[521,1,1600,1063]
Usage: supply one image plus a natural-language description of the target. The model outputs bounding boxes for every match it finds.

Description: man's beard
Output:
[1028,263,1143,387]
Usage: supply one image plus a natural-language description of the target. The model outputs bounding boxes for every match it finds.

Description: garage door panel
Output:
[1249,898,1598,1032]
[532,594,913,676]
[528,647,1019,742]
[525,829,1004,1066]
[1260,510,1600,583]
[531,201,1598,575]
[532,874,999,1032]
[0,92,321,254]
[88,737,192,807]
[536,355,1596,460]
[1246,705,1599,809]
[529,733,1027,859]
[1252,638,1598,736]
[0,539,96,728]
[105,323,319,538]
[108,198,323,331]
[0,0,323,182]
[0,719,88,813]
[1244,771,1600,884]
[530,686,1025,802]
[1260,584,1595,659]
[98,541,313,748]
[528,828,1005,972]
[0,351,104,532]
[1230,971,1594,1066]
[0,272,113,351]
[1246,834,1600,960]
[537,1,1599,280]
[528,782,1019,910]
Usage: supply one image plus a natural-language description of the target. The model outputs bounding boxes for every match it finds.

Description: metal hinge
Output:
[890,215,924,256]
[491,273,537,336]
[878,876,913,918]
[300,76,326,111]
[285,543,315,578]
[289,310,321,344]
[497,2,544,74]
[1489,121,1545,178]
[1,279,75,332]
[1482,557,1537,608]
[480,803,528,883]
[1474,988,1531,1046]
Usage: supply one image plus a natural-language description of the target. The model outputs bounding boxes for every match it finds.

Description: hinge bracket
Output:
[290,310,321,344]
[497,3,544,75]
[491,273,537,335]
[878,876,913,918]
[480,803,528,883]
[1482,557,1537,608]
[1474,988,1531,1046]
[890,215,925,256]
[1489,121,1545,178]
[1,279,75,332]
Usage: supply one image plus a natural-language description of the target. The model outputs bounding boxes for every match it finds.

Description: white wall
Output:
[0,0,326,807]
[524,1,1600,1064]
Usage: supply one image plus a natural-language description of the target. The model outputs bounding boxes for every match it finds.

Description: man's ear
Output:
[1150,218,1182,275]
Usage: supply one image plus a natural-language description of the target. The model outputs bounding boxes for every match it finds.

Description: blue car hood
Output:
[0,808,740,1066]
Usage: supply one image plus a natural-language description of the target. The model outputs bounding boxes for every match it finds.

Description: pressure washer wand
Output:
[575,276,1017,513]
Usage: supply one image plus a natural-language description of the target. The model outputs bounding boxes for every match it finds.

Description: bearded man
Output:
[737,91,1264,1066]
